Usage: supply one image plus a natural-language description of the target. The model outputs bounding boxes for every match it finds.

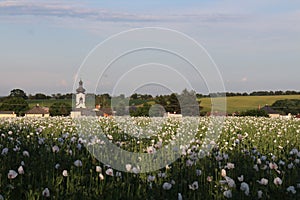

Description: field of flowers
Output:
[0,116,300,199]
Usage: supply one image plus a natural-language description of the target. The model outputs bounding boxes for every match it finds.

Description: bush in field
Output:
[49,102,72,116]
[0,97,29,116]
[272,99,300,115]
[239,109,269,117]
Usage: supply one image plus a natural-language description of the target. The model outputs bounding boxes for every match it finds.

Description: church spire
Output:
[76,79,86,94]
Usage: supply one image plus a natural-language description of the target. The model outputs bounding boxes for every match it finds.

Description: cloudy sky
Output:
[0,0,299,96]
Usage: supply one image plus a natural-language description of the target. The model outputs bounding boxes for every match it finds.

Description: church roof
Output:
[76,80,86,94]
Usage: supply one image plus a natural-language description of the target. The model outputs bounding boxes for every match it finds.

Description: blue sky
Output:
[0,0,300,96]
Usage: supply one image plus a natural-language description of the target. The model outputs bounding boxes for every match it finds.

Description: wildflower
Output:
[253,164,259,172]
[269,162,278,170]
[223,190,232,198]
[42,188,50,197]
[18,166,24,174]
[189,181,199,190]
[8,170,18,179]
[240,182,249,196]
[257,178,268,185]
[238,175,244,182]
[74,160,82,167]
[225,176,236,188]
[221,169,226,177]
[23,150,30,157]
[288,163,294,169]
[158,172,166,178]
[125,164,132,172]
[21,161,25,166]
[62,170,68,177]
[287,186,296,194]
[257,190,263,199]
[196,169,202,176]
[96,166,102,173]
[273,177,282,186]
[226,163,235,169]
[186,159,194,167]
[99,173,104,180]
[257,158,262,165]
[55,163,60,169]
[0,194,3,200]
[106,168,114,176]
[147,146,156,154]
[132,167,140,174]
[52,145,59,153]
[207,176,213,182]
[162,182,172,190]
[178,193,183,200]
[1,148,8,155]
[171,180,176,185]
[147,175,155,182]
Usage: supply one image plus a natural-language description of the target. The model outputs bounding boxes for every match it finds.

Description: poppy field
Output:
[0,116,300,199]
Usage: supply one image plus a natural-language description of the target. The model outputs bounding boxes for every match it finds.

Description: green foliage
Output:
[9,89,28,99]
[239,109,269,117]
[0,97,29,116]
[49,102,72,116]
[272,99,300,115]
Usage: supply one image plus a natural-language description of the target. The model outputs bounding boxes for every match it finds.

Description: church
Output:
[70,80,113,118]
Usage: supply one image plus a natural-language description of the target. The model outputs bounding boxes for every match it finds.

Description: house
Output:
[25,104,50,117]
[0,111,17,118]
[261,105,280,118]
[164,112,183,118]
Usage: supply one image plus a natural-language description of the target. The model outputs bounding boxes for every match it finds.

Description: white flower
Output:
[0,194,3,200]
[7,170,18,179]
[18,166,24,174]
[158,172,166,178]
[287,186,296,194]
[253,164,259,172]
[288,163,294,169]
[147,146,156,154]
[189,181,199,190]
[52,145,59,153]
[162,182,172,190]
[1,148,8,155]
[132,167,140,174]
[238,175,244,182]
[171,180,176,185]
[22,150,30,157]
[99,173,104,180]
[125,164,132,172]
[226,163,235,169]
[257,178,268,185]
[106,168,114,176]
[269,162,278,170]
[273,177,282,186]
[196,169,202,176]
[62,170,68,177]
[295,159,300,164]
[257,158,262,164]
[223,190,232,198]
[55,163,60,169]
[147,175,155,182]
[42,188,50,197]
[178,193,183,200]
[96,166,102,173]
[74,160,82,167]
[225,176,236,188]
[186,159,194,167]
[240,182,249,196]
[221,169,226,177]
[257,190,263,199]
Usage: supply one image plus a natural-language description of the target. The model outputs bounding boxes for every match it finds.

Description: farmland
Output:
[0,116,299,199]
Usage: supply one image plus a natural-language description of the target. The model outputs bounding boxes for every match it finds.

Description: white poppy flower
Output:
[257,178,268,185]
[238,175,244,182]
[189,181,199,190]
[96,166,102,173]
[99,173,104,180]
[8,170,18,179]
[125,164,132,172]
[178,193,183,200]
[52,145,59,153]
[147,175,155,182]
[62,170,68,177]
[225,176,236,188]
[23,151,30,157]
[74,160,82,167]
[42,188,50,197]
[162,182,172,190]
[1,148,8,155]
[240,182,249,196]
[287,186,296,194]
[18,166,24,174]
[223,190,232,198]
[221,169,226,177]
[106,168,114,176]
[273,177,282,186]
[257,190,263,199]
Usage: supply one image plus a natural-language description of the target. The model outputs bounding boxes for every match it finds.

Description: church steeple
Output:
[76,79,86,94]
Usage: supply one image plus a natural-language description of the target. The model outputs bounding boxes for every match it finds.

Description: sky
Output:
[0,0,300,96]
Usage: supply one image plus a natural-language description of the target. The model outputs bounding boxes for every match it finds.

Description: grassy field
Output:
[199,95,300,114]
[27,99,72,108]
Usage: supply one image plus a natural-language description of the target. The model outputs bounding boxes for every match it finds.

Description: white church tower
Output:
[75,80,86,109]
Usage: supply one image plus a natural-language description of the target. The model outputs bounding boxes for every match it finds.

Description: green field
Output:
[199,95,300,114]
[27,99,72,108]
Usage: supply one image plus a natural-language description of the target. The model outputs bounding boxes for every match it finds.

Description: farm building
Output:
[25,104,50,117]
[260,105,280,118]
[0,111,17,118]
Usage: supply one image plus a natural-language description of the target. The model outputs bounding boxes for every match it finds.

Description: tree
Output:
[49,102,72,116]
[9,89,28,99]
[0,97,29,116]
[272,99,300,115]
[239,109,268,117]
